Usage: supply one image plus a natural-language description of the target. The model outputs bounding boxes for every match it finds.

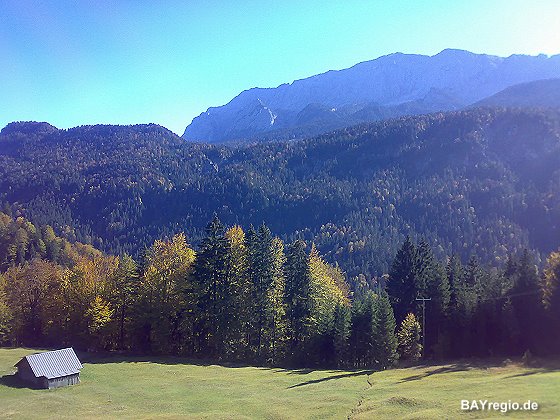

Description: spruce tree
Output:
[284,240,312,362]
[267,237,287,365]
[192,215,231,358]
[446,254,477,357]
[225,226,251,359]
[416,240,450,356]
[372,291,399,369]
[509,250,544,353]
[245,223,281,362]
[332,302,351,368]
[349,292,376,368]
[387,236,419,324]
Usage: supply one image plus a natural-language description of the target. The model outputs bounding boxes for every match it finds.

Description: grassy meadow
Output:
[0,348,559,419]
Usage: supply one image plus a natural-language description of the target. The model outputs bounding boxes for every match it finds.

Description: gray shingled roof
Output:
[16,348,83,379]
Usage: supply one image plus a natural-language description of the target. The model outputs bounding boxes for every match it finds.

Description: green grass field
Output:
[1,348,559,419]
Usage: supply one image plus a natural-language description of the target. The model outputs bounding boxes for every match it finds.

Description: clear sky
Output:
[1,0,559,135]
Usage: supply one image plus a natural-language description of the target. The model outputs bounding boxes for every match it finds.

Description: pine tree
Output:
[349,291,376,368]
[255,224,276,359]
[372,291,399,369]
[192,215,231,358]
[416,240,450,355]
[397,313,422,362]
[225,225,251,359]
[387,236,419,324]
[284,240,312,362]
[446,254,477,357]
[509,250,544,353]
[332,302,351,368]
[245,223,283,362]
[267,237,287,364]
[465,255,482,286]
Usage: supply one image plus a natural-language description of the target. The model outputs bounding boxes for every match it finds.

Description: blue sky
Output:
[1,0,559,135]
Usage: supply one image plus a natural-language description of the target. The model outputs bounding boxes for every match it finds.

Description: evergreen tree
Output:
[349,291,376,368]
[266,237,288,365]
[332,302,351,368]
[192,215,231,358]
[446,255,477,357]
[244,223,285,362]
[416,240,450,356]
[372,291,399,369]
[388,237,419,324]
[254,224,276,360]
[225,225,251,359]
[284,240,312,362]
[509,250,544,353]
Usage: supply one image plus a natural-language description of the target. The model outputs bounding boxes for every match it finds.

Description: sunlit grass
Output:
[1,348,558,419]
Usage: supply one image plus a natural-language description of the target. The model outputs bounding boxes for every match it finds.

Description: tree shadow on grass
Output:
[504,366,560,379]
[287,370,374,388]
[399,364,472,382]
[80,353,263,370]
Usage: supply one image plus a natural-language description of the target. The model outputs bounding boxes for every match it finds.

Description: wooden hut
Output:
[15,348,83,389]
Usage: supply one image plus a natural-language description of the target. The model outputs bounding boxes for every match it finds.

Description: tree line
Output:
[1,212,559,368]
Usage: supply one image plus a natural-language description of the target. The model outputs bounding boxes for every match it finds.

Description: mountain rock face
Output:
[183,49,560,143]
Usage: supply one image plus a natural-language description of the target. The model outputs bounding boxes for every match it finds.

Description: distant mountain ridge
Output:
[183,49,560,143]
[473,78,560,108]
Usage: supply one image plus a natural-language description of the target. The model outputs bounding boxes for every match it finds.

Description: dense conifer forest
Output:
[1,107,559,281]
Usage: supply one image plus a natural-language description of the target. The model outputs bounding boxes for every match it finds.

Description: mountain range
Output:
[183,49,560,143]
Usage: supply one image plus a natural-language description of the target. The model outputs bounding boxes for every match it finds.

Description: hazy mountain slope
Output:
[2,108,560,276]
[473,78,560,108]
[183,50,560,143]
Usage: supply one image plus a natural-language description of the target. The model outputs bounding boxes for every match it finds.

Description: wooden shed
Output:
[15,348,83,389]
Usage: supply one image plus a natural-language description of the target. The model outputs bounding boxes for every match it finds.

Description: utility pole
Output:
[416,297,431,356]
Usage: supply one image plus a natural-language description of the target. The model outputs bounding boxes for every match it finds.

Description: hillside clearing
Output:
[0,348,558,419]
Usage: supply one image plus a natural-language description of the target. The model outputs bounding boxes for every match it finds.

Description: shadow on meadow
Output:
[398,363,472,382]
[79,351,376,389]
[79,352,262,369]
[398,358,560,383]
[0,373,36,389]
[286,370,374,388]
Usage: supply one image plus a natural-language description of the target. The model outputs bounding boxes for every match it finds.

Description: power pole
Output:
[416,297,431,356]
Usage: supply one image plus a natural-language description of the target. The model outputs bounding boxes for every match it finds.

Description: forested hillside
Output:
[474,79,560,108]
[1,107,559,279]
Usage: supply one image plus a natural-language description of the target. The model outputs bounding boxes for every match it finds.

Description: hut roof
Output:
[16,348,83,379]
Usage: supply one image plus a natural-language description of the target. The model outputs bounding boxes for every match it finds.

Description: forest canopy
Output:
[1,108,559,280]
